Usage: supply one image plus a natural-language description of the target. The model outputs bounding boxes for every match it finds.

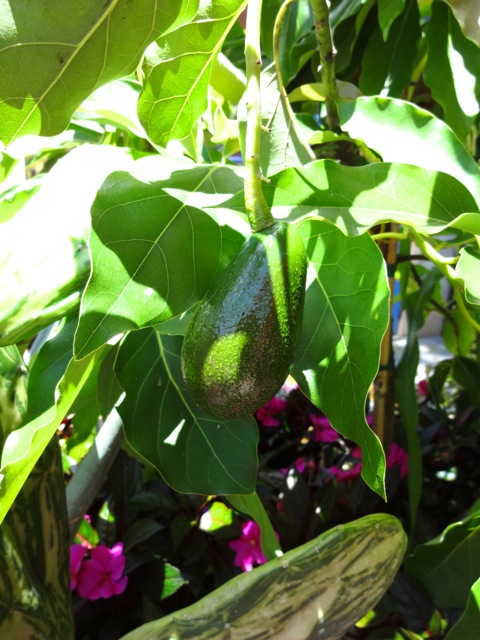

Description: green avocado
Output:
[181,222,307,419]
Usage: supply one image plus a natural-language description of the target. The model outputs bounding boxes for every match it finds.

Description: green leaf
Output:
[199,501,233,532]
[257,160,478,235]
[377,0,406,40]
[445,0,480,45]
[445,577,480,640]
[138,0,246,146]
[0,346,28,451]
[0,144,135,347]
[404,513,480,608]
[0,351,99,525]
[239,64,313,178]
[330,0,371,28]
[228,493,282,560]
[74,161,246,359]
[115,330,258,495]
[0,1,198,145]
[359,0,420,97]
[292,220,389,499]
[395,270,441,531]
[456,246,480,306]
[424,1,480,142]
[338,97,480,208]
[161,562,188,599]
[443,309,476,356]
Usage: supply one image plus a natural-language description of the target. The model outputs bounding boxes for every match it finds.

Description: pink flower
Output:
[229,521,273,572]
[76,543,128,600]
[255,396,288,427]
[70,544,87,590]
[330,462,363,482]
[281,456,307,477]
[310,414,339,442]
[387,443,408,478]
[417,379,428,397]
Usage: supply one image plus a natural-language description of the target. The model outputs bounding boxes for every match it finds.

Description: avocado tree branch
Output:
[244,0,275,232]
[308,0,339,129]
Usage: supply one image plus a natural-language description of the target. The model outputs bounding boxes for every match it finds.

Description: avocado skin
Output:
[181,222,307,419]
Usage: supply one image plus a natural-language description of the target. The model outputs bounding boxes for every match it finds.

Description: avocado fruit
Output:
[181,222,307,419]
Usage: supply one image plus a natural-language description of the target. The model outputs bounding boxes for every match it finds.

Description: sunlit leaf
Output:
[445,577,480,640]
[445,0,480,45]
[456,246,480,305]
[292,220,389,499]
[377,0,406,40]
[0,0,198,144]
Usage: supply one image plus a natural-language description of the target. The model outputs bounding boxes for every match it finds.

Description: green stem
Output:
[371,231,409,242]
[244,0,275,232]
[308,0,339,129]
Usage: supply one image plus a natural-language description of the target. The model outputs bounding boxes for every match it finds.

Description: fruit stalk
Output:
[244,0,275,232]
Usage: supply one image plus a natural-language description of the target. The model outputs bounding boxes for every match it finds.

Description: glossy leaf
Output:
[360,0,420,97]
[456,246,480,305]
[0,351,99,525]
[0,145,135,347]
[424,1,480,141]
[115,330,258,495]
[74,161,246,359]
[0,1,198,145]
[445,577,480,640]
[252,160,478,235]
[377,0,406,40]
[338,97,480,208]
[138,0,246,146]
[404,513,480,608]
[292,220,389,499]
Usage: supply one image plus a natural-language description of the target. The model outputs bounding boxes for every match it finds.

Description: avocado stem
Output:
[244,0,275,233]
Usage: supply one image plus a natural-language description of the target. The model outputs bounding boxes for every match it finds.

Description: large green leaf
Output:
[245,161,478,235]
[0,351,99,525]
[115,330,258,495]
[74,160,246,359]
[338,97,480,208]
[292,220,389,499]
[0,144,135,347]
[424,1,480,142]
[445,577,480,640]
[456,246,480,305]
[404,513,480,608]
[0,346,27,453]
[138,0,246,146]
[377,0,406,40]
[360,0,420,97]
[0,0,198,145]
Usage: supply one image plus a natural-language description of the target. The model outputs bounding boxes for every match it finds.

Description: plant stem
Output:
[244,0,275,232]
[66,408,124,543]
[372,231,409,242]
[308,0,339,129]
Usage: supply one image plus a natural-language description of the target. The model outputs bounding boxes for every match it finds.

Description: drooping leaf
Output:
[292,220,389,499]
[338,97,480,208]
[0,145,135,347]
[0,346,28,452]
[333,0,376,73]
[228,493,282,560]
[238,160,478,236]
[424,1,480,142]
[360,0,420,97]
[0,351,99,525]
[115,330,258,495]
[456,246,480,305]
[0,0,198,145]
[445,577,480,640]
[404,513,480,608]
[239,64,313,178]
[330,0,371,28]
[377,0,406,40]
[74,161,246,359]
[138,0,246,146]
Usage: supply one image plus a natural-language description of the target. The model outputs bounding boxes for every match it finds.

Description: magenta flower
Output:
[310,414,339,442]
[255,396,288,427]
[76,543,128,600]
[387,443,409,478]
[70,544,87,590]
[417,379,428,397]
[229,521,272,572]
[330,461,363,482]
[281,456,307,477]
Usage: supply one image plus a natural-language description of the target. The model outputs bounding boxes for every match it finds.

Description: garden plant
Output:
[0,0,479,638]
